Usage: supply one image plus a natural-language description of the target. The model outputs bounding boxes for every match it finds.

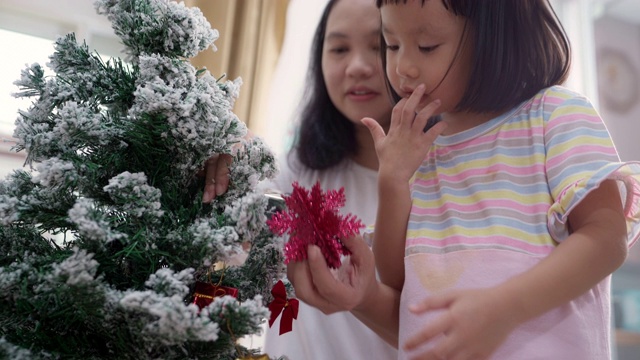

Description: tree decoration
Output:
[267,280,299,335]
[0,0,286,359]
[192,267,239,310]
[266,181,364,269]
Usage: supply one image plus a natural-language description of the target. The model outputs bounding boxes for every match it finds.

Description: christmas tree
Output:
[0,0,287,358]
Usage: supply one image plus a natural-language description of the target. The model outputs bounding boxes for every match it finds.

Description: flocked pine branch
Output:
[0,0,286,359]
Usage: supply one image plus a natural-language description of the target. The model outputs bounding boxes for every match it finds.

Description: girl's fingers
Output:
[411,336,455,360]
[409,291,456,313]
[413,99,441,131]
[424,120,448,142]
[404,313,451,351]
[400,84,426,127]
[390,97,408,130]
[362,117,387,143]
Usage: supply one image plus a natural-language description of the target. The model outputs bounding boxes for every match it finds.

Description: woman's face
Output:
[322,0,392,128]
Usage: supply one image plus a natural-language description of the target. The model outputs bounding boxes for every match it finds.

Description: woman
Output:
[261,0,397,358]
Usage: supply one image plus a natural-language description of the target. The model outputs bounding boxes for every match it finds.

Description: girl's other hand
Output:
[361,84,447,183]
[287,235,378,314]
[201,153,233,203]
[404,287,520,360]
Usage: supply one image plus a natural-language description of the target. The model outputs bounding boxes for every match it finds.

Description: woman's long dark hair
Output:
[292,0,359,170]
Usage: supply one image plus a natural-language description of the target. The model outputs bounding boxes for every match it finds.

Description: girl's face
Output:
[381,0,472,115]
[322,0,392,128]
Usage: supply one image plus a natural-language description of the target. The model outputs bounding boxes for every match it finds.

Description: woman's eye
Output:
[329,47,348,54]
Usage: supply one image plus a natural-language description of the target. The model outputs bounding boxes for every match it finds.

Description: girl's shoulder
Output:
[517,86,597,119]
[532,85,594,108]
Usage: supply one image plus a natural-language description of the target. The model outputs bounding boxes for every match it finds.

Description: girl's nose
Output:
[345,53,375,78]
[395,54,419,79]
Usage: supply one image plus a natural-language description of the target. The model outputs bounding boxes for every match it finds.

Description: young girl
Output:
[288,0,640,359]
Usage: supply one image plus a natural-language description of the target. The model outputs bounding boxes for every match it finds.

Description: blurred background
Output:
[1,0,639,358]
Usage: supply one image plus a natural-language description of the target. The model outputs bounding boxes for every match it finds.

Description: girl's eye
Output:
[385,44,399,52]
[419,45,439,53]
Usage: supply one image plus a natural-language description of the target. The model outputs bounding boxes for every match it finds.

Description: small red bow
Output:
[268,280,299,335]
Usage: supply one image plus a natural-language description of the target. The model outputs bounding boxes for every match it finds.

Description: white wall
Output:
[594,16,640,161]
[0,0,122,176]
[260,0,329,157]
[0,140,25,179]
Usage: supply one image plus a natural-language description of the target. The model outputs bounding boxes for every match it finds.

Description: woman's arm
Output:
[287,235,402,346]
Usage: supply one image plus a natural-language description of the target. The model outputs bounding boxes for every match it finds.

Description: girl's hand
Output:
[287,235,378,314]
[404,287,521,360]
[361,84,447,183]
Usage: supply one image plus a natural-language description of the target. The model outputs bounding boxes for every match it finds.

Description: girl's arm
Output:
[362,85,446,291]
[499,179,627,324]
[404,180,628,357]
[372,171,412,291]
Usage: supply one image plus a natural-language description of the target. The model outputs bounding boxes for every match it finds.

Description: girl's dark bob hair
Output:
[376,0,571,113]
[292,0,359,170]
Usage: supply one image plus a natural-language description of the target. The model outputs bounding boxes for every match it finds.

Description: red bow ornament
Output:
[267,280,299,335]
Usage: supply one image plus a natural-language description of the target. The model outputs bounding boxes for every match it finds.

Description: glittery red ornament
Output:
[266,181,364,269]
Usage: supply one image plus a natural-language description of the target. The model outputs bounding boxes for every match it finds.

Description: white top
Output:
[262,154,398,360]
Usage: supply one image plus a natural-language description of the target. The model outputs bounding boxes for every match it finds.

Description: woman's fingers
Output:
[287,255,346,314]
[202,153,233,203]
[202,155,219,203]
[340,235,374,271]
[215,153,232,196]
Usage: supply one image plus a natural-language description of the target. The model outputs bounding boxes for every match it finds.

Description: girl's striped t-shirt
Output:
[399,85,640,359]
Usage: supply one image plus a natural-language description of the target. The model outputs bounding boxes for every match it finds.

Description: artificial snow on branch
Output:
[0,0,285,359]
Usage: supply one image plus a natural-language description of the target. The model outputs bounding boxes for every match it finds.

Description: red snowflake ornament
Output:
[267,181,364,269]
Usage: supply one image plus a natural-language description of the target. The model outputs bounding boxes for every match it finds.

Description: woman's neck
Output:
[352,123,381,171]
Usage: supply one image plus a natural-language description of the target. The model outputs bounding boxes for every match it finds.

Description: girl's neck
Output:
[440,110,501,135]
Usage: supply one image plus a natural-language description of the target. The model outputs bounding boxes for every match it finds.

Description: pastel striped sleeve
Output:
[544,90,640,247]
